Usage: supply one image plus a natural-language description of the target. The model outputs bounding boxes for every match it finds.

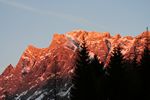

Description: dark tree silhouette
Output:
[88,55,107,100]
[123,57,143,100]
[70,42,108,100]
[70,42,90,100]
[140,32,150,100]
[107,46,125,100]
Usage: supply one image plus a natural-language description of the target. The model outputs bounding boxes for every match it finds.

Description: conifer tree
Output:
[70,42,90,100]
[89,55,107,100]
[140,30,150,100]
[124,57,143,100]
[107,46,125,100]
[140,34,150,75]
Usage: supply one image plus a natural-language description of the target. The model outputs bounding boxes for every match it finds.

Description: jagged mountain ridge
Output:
[0,30,149,100]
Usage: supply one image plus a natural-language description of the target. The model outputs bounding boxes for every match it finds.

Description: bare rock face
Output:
[0,30,150,100]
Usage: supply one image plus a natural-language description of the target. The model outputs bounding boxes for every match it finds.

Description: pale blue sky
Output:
[0,0,149,73]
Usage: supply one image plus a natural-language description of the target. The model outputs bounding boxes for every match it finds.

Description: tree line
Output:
[70,35,150,100]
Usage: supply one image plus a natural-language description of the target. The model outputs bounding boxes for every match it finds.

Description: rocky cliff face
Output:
[0,30,149,100]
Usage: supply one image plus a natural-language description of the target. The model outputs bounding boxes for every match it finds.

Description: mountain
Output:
[0,30,149,100]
